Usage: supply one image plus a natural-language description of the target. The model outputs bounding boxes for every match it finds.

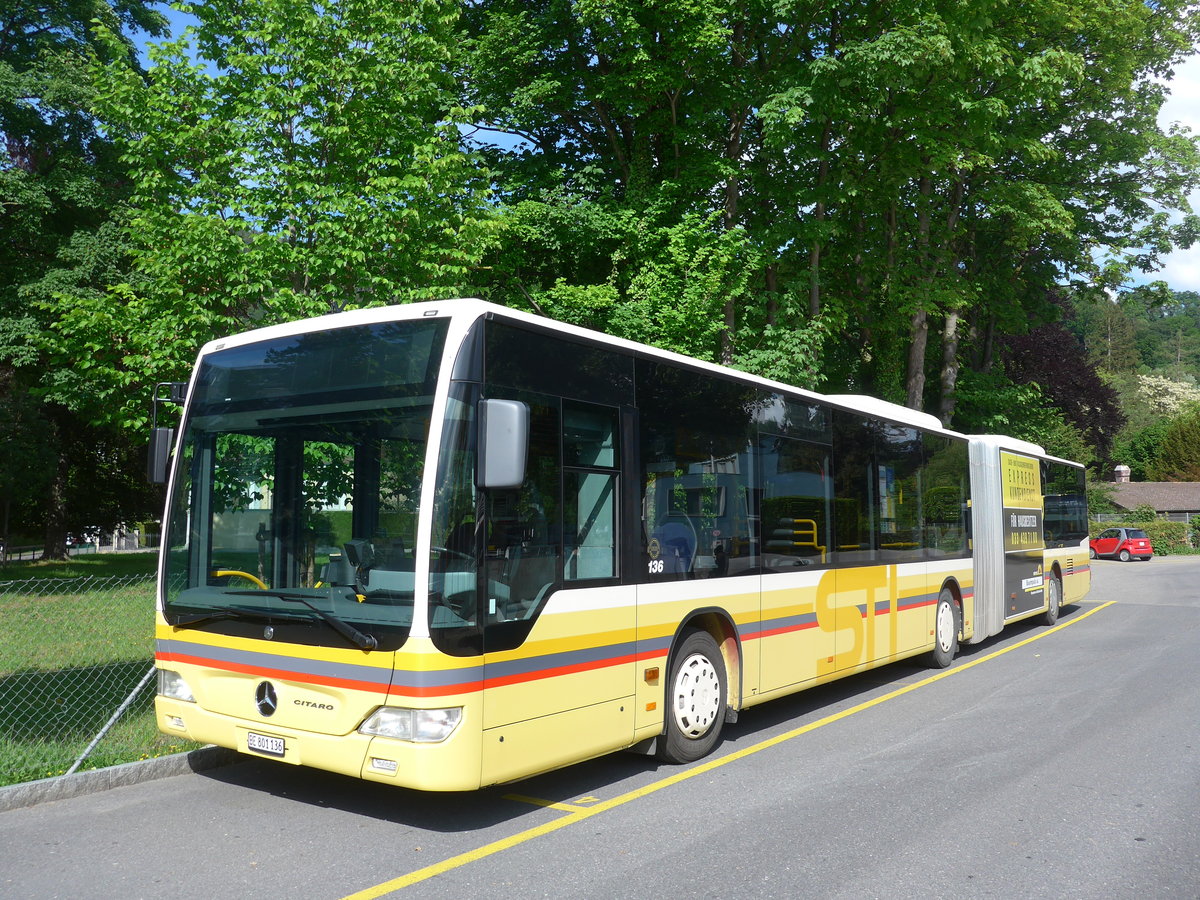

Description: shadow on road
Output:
[193,600,1096,831]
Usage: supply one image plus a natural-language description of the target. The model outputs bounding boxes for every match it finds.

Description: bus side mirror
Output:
[147,427,175,484]
[478,399,529,490]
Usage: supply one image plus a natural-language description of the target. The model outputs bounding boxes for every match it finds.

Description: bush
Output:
[1127,504,1159,523]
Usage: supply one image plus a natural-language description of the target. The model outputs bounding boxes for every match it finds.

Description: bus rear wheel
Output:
[926,589,959,669]
[657,629,727,764]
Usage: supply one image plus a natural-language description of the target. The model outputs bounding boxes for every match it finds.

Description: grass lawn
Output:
[0,701,202,786]
[0,550,159,583]
[0,578,155,672]
[0,556,203,787]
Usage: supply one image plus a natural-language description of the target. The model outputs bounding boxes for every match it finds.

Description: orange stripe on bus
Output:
[158,652,391,695]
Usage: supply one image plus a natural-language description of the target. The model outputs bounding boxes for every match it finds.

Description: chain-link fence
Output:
[0,575,199,787]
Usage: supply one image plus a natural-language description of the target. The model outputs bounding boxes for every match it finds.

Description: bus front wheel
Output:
[657,629,727,764]
[927,589,960,669]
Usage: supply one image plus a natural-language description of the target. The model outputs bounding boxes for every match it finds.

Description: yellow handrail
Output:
[212,569,268,590]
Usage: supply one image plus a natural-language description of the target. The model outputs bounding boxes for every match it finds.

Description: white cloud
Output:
[1159,54,1200,134]
[1152,54,1200,292]
[1156,249,1200,291]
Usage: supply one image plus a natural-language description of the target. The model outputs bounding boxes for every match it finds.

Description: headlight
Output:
[358,706,462,743]
[157,668,195,703]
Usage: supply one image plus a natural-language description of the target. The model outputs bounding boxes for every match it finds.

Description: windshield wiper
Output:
[170,606,268,628]
[226,590,378,651]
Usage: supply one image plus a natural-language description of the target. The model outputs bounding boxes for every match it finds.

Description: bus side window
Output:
[759,434,831,569]
[923,435,969,558]
[832,412,876,565]
[1042,461,1088,548]
[563,403,619,582]
[636,359,755,580]
[875,424,923,563]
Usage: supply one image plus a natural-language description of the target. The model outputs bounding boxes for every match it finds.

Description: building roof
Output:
[1108,481,1200,513]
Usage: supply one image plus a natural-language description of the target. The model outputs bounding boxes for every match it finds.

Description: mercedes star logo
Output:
[255,681,278,717]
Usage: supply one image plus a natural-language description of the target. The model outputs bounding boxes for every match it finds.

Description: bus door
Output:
[757,432,837,691]
[829,419,930,670]
[477,398,635,784]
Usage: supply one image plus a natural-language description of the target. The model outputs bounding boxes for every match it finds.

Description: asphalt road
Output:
[2,556,1198,899]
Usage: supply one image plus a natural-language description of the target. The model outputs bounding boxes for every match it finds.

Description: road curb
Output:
[0,746,241,813]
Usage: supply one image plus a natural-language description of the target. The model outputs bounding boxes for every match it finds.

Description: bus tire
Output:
[1043,572,1062,626]
[926,589,959,669]
[657,629,727,764]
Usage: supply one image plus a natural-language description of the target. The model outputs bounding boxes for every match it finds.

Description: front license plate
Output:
[246,731,285,757]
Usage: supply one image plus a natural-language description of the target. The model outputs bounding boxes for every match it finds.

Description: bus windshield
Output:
[161,318,448,652]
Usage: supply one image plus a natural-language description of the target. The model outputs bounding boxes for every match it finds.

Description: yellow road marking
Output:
[502,794,595,813]
[342,601,1115,899]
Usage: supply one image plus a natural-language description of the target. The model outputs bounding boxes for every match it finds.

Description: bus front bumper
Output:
[156,696,484,791]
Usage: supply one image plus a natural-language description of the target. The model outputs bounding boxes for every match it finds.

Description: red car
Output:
[1089,527,1153,561]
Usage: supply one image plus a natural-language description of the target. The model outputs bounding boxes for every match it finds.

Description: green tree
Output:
[1,1,165,314]
[1135,288,1200,375]
[1,0,167,556]
[952,371,1093,467]
[0,390,52,545]
[1112,418,1172,482]
[463,0,793,364]
[1149,407,1200,480]
[63,0,493,429]
[994,294,1126,468]
[1076,297,1144,374]
[465,0,1200,433]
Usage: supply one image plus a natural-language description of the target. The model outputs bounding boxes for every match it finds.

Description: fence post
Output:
[65,664,158,776]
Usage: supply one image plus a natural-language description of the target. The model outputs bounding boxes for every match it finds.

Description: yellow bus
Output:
[151,299,1091,790]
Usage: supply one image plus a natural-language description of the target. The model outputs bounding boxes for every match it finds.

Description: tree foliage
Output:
[1,0,167,555]
[1068,285,1200,479]
[54,0,494,428]
[6,0,1200,548]
[1111,418,1172,482]
[1,1,164,313]
[464,0,1200,426]
[1148,407,1200,481]
[997,293,1126,465]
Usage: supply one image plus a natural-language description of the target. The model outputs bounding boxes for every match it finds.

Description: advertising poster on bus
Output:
[1000,451,1046,618]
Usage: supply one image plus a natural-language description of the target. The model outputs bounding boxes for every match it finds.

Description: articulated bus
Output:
[152,299,1091,790]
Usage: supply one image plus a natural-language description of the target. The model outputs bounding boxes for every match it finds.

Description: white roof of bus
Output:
[971,434,1046,455]
[823,394,944,432]
[966,434,1080,468]
[195,298,980,439]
